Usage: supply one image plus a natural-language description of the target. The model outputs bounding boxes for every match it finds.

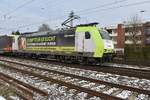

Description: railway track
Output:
[2,56,150,80]
[45,60,150,80]
[0,72,48,100]
[1,59,150,95]
[1,55,150,86]
[0,61,122,100]
[0,78,31,100]
[0,57,150,100]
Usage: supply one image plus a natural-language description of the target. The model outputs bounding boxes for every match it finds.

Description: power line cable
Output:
[76,0,128,14]
[38,0,128,19]
[1,0,127,28]
[3,0,36,17]
[10,0,129,30]
[78,0,150,15]
[17,16,65,29]
[2,0,150,31]
[17,0,150,29]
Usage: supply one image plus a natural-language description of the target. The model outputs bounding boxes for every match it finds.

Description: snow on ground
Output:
[116,90,131,99]
[36,63,150,91]
[9,96,20,100]
[1,58,150,91]
[135,94,149,100]
[0,66,102,100]
[0,96,6,100]
[91,85,106,92]
[0,57,150,100]
[103,63,150,70]
[103,88,119,95]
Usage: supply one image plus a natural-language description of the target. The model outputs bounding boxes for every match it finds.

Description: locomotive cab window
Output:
[100,30,111,40]
[85,32,91,39]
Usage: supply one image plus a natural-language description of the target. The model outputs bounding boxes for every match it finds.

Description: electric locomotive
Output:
[15,23,114,64]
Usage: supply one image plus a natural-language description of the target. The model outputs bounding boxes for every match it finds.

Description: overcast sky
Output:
[0,0,150,34]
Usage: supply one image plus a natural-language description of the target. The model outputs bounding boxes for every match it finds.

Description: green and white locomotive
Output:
[16,23,114,64]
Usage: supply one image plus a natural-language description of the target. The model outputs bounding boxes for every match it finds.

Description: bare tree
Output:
[11,30,20,35]
[38,24,53,32]
[125,15,143,49]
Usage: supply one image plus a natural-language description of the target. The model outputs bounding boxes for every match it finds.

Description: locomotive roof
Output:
[76,22,99,27]
[21,28,75,37]
[20,22,99,37]
[0,35,12,37]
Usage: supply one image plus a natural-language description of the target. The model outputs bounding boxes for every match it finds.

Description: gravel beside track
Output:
[0,62,122,100]
[3,56,149,80]
[0,56,150,100]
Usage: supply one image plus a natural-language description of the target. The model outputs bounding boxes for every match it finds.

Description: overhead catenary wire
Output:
[1,0,128,31]
[0,0,36,32]
[40,0,128,16]
[3,0,36,17]
[6,0,129,30]
[1,0,150,32]
[77,0,150,15]
[15,0,150,30]
[75,0,128,14]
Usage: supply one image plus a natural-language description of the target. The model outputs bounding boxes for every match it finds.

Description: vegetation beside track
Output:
[124,46,150,65]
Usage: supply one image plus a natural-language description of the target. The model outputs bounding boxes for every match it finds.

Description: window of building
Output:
[146,28,150,35]
[112,37,117,41]
[146,36,150,44]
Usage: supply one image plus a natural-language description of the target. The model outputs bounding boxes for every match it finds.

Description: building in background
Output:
[105,22,150,54]
[143,22,150,45]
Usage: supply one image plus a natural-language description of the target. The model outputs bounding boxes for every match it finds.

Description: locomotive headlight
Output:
[103,39,114,53]
[103,39,114,50]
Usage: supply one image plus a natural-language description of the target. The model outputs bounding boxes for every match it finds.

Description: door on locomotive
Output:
[75,23,104,60]
[75,31,95,53]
